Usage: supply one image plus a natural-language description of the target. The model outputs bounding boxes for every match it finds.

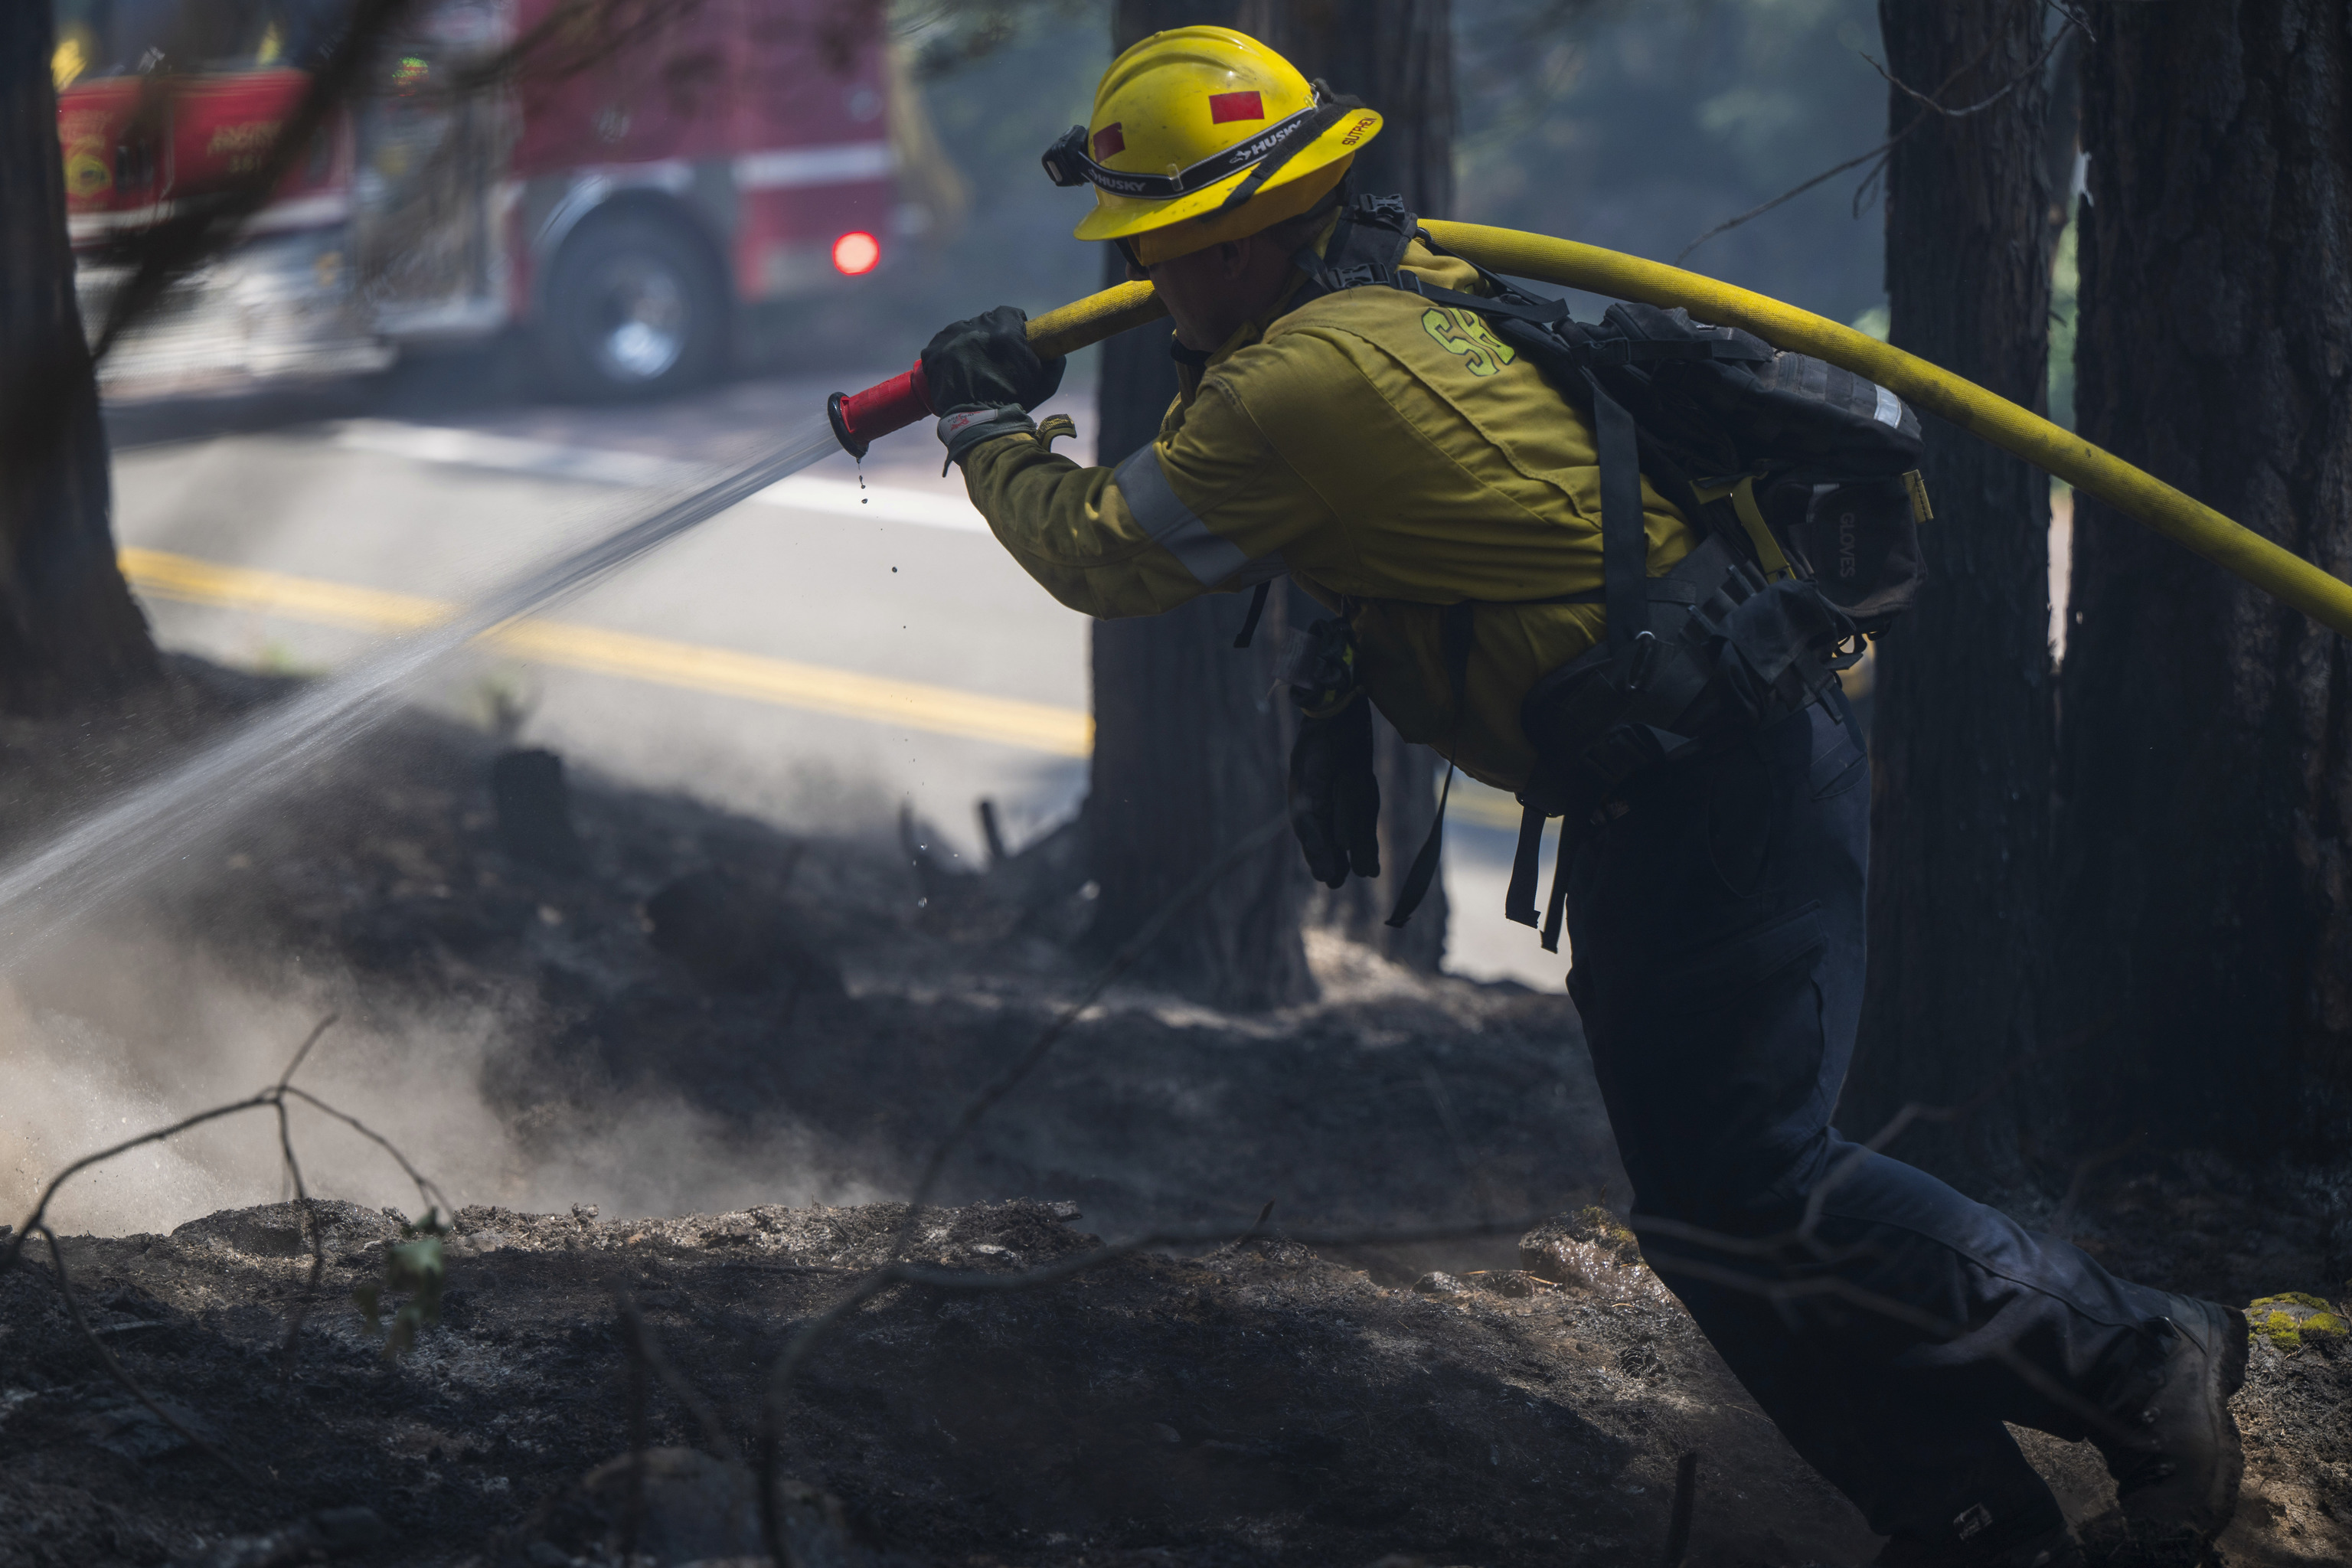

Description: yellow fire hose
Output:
[1008,223,2352,639]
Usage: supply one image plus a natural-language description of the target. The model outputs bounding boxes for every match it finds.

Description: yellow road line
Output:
[117,546,1094,758]
[1446,786,1527,831]
[122,547,446,632]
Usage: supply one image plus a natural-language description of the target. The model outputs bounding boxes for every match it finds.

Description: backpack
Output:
[1284,193,1931,948]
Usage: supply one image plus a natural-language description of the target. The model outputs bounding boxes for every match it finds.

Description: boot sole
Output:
[2121,1301,2248,1537]
[2207,1304,2249,1527]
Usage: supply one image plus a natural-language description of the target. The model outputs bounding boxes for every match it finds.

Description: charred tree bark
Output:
[0,4,158,712]
[1841,2,2055,1190]
[1236,0,1457,972]
[2052,3,2352,1157]
[1085,0,1313,1009]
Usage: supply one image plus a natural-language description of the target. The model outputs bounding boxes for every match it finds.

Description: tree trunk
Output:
[0,4,158,711]
[1840,1,2055,1190]
[2050,2,2352,1158]
[1235,0,1454,220]
[1236,0,1457,972]
[1084,0,1314,1010]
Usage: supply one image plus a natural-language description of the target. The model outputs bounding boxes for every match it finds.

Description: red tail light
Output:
[831,230,880,276]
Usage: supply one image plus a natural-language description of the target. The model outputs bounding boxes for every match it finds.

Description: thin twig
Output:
[39,1225,261,1484]
[900,811,1290,1219]
[273,1096,326,1366]
[613,1289,743,1465]
[276,1013,340,1090]
[1676,140,1906,265]
[281,1086,454,1218]
[4,1097,277,1277]
[619,1292,652,1561]
[1628,1233,2135,1446]
[2043,1,2095,42]
[1860,17,2079,128]
[273,1011,338,1364]
[1795,1013,2116,1246]
[4,1011,454,1491]
[1661,1450,1699,1568]
[1676,21,2079,266]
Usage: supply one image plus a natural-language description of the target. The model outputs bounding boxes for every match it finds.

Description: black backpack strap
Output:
[1291,193,1418,309]
[1587,372,1648,661]
[1386,599,1475,930]
[1233,580,1272,648]
[1540,802,1576,953]
[1505,802,1547,928]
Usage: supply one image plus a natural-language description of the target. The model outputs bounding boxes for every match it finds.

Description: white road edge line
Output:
[331,418,991,535]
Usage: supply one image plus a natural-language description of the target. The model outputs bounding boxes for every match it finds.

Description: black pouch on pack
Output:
[1783,475,1925,632]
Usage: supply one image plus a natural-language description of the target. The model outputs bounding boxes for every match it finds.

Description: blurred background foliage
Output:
[1451,0,1889,328]
[862,0,1895,369]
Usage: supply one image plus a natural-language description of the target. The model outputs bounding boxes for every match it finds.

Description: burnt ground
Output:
[1,659,2350,1566]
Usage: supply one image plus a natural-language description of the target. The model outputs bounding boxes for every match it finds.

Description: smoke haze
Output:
[1,921,880,1238]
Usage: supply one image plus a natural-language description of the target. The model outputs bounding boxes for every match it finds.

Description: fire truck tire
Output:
[537,211,728,401]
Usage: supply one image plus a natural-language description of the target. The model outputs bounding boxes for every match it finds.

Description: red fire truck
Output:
[53,0,906,399]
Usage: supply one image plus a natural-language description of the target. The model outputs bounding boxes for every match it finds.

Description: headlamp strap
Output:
[1041,83,1364,207]
[1212,80,1359,215]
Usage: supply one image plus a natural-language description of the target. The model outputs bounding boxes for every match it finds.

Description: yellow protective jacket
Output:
[957,234,1700,793]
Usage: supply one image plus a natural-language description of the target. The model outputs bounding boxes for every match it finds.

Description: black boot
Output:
[2093,1295,2248,1547]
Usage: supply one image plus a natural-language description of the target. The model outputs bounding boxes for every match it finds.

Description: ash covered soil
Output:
[3,661,2350,1566]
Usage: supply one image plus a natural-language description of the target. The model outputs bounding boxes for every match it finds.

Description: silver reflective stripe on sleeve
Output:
[1871,383,1903,427]
[1113,443,1255,586]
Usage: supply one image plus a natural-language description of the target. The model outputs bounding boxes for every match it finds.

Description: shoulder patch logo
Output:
[1421,307,1517,377]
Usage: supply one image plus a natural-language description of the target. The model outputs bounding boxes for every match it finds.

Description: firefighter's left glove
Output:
[1289,695,1381,890]
[923,305,1067,466]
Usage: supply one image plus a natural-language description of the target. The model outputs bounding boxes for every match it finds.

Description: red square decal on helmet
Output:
[1209,91,1266,123]
[1092,124,1125,160]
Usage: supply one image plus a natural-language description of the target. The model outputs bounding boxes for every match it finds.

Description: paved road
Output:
[106,359,1565,988]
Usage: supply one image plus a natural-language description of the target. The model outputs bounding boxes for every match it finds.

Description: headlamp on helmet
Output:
[1041,124,1092,189]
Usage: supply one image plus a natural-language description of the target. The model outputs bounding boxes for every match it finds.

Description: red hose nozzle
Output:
[828,361,934,459]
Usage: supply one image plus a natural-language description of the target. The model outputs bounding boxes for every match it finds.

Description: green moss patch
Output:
[2248,1293,2349,1354]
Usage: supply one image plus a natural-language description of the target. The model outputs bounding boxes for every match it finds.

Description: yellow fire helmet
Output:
[1040,27,1383,266]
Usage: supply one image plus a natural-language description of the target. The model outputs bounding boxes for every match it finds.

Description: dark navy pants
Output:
[1563,697,2174,1541]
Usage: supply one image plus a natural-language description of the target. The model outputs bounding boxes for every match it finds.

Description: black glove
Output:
[921,305,1066,414]
[1289,695,1381,889]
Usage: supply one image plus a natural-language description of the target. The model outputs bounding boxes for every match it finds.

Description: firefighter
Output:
[918,26,2246,1566]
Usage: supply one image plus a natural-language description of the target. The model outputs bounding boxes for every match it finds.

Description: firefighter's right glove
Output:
[1289,695,1381,889]
[923,305,1067,466]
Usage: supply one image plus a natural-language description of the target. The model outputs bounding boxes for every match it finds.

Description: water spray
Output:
[0,418,843,946]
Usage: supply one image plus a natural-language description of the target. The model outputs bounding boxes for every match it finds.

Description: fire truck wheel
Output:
[537,212,727,401]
